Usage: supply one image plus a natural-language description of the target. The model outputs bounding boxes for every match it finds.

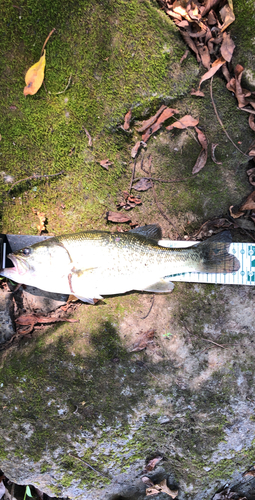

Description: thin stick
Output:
[210,77,249,158]
[69,453,109,478]
[140,295,154,319]
[8,170,64,194]
[49,74,72,95]
[41,28,56,56]
[201,338,227,349]
[133,176,190,183]
[129,159,137,193]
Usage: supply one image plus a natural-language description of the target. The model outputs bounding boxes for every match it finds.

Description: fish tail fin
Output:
[193,233,240,273]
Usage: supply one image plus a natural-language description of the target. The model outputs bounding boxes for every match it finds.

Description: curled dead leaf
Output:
[32,207,47,235]
[248,114,255,132]
[136,105,167,133]
[198,56,226,89]
[166,114,199,131]
[131,141,142,158]
[220,32,235,62]
[239,191,255,211]
[195,126,208,150]
[247,167,255,186]
[191,89,205,97]
[211,143,222,165]
[133,178,152,191]
[229,205,245,219]
[144,456,163,472]
[100,159,113,170]
[129,329,155,352]
[24,50,46,96]
[192,126,208,174]
[142,121,162,142]
[106,211,131,223]
[220,1,235,32]
[123,109,132,130]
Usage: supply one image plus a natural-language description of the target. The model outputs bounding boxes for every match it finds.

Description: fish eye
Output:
[22,248,31,256]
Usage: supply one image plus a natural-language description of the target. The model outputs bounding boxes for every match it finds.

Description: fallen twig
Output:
[68,453,109,478]
[140,295,154,319]
[49,74,72,95]
[129,159,137,193]
[133,176,190,183]
[210,77,249,158]
[82,126,93,147]
[8,170,65,194]
[201,338,227,349]
[41,28,56,56]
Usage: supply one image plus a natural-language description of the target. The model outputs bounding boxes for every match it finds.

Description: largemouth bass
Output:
[0,225,240,304]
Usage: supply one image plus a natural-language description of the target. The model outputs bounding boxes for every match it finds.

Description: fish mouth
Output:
[7,254,30,275]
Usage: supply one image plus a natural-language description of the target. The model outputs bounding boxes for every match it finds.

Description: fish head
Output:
[1,239,72,290]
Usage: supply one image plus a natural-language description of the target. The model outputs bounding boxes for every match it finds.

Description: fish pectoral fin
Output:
[143,279,175,293]
[71,266,98,277]
[74,295,103,304]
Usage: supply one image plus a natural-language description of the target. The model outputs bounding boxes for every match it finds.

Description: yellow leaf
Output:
[24,50,46,96]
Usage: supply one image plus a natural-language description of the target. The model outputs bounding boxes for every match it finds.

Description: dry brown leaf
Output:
[222,62,231,82]
[24,50,46,96]
[156,107,179,125]
[234,64,246,108]
[195,126,208,150]
[144,456,163,472]
[220,32,235,62]
[16,313,78,334]
[136,105,167,133]
[166,114,199,131]
[180,49,189,64]
[199,56,226,88]
[207,9,218,24]
[193,218,232,240]
[192,148,207,174]
[146,478,178,497]
[192,126,208,174]
[158,479,178,498]
[142,122,162,142]
[197,44,211,70]
[131,141,142,158]
[191,89,205,97]
[82,127,92,147]
[229,205,245,219]
[32,207,46,235]
[123,109,132,130]
[100,159,113,170]
[142,477,154,487]
[133,178,152,191]
[201,0,221,17]
[220,1,235,32]
[130,329,155,352]
[180,30,201,63]
[231,191,255,215]
[166,9,182,21]
[106,211,131,223]
[247,167,255,186]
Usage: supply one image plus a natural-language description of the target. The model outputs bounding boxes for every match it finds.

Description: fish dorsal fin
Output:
[129,224,162,241]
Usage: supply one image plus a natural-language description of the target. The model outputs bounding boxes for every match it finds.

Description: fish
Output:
[0,225,240,304]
